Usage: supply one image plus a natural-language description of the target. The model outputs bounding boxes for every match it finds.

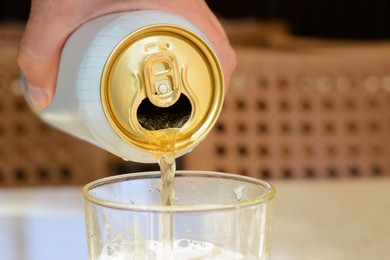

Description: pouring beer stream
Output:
[22,10,224,258]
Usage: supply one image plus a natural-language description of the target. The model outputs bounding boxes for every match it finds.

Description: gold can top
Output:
[101,24,224,157]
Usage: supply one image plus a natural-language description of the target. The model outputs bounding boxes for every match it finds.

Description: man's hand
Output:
[17,0,236,108]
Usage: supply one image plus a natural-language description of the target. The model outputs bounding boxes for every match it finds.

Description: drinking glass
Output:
[82,171,275,259]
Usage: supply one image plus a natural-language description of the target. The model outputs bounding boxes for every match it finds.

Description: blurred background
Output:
[3,0,390,39]
[1,1,390,259]
[1,0,389,186]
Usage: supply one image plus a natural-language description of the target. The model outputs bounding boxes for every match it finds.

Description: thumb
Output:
[19,74,51,109]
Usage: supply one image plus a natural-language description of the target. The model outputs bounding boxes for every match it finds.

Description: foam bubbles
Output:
[99,239,245,260]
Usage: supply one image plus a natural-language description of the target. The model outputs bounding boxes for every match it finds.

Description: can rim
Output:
[100,24,224,155]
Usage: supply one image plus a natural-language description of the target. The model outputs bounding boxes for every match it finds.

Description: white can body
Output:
[23,10,216,163]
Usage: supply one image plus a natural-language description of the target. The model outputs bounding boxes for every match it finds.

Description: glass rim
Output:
[82,170,275,213]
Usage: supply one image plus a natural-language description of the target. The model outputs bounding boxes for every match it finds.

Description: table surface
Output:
[1,178,390,260]
[271,178,390,260]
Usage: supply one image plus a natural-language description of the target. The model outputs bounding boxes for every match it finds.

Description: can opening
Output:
[137,94,191,130]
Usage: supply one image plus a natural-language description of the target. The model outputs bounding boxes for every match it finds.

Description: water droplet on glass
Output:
[233,185,246,201]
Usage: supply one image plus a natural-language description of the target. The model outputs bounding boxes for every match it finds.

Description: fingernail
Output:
[28,84,50,108]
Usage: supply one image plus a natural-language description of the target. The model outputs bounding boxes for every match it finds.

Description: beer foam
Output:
[99,239,246,260]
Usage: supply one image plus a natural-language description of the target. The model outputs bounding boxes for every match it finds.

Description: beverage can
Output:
[23,10,224,163]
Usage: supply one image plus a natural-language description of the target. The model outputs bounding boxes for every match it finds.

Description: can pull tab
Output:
[144,51,181,108]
